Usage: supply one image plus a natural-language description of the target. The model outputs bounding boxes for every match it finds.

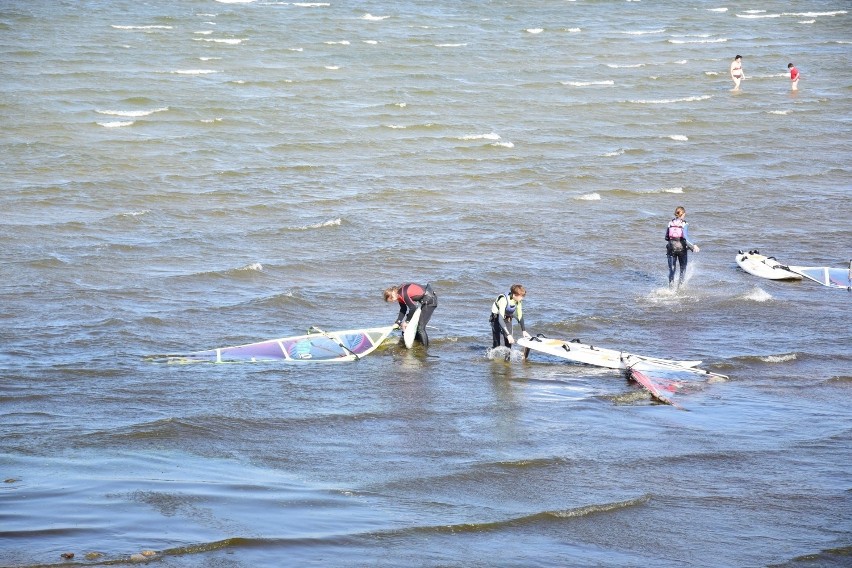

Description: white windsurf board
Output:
[403,306,422,349]
[735,251,802,281]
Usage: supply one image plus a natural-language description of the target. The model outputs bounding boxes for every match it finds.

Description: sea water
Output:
[1,1,850,566]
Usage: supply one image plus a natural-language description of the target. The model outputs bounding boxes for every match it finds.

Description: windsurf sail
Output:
[628,368,688,410]
[147,325,395,364]
[788,263,852,290]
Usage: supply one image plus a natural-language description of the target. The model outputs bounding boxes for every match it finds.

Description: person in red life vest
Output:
[665,206,699,288]
[490,284,531,348]
[788,62,800,91]
[383,283,438,347]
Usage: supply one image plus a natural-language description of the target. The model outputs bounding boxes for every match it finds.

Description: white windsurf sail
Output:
[788,262,852,290]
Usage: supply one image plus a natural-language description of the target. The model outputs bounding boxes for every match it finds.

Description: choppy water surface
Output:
[1,1,850,566]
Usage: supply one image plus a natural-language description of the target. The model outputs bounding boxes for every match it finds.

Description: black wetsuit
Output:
[395,283,438,347]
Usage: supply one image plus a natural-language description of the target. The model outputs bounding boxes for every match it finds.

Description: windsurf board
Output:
[735,250,802,281]
[517,335,703,372]
[403,306,422,349]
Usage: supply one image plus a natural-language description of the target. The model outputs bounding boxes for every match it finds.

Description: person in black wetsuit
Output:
[383,283,438,347]
[665,206,700,288]
[490,284,531,348]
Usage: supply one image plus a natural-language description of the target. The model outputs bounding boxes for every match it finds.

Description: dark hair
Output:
[735,55,742,59]
[788,63,794,68]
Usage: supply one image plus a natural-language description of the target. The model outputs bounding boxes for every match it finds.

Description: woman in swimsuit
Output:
[730,55,744,90]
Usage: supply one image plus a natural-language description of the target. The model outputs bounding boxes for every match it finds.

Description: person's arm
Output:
[683,224,699,252]
[396,303,408,326]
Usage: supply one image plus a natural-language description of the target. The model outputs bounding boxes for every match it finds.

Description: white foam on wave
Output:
[297,218,341,230]
[486,346,525,362]
[435,43,467,47]
[768,110,790,115]
[736,13,781,19]
[561,80,614,87]
[111,25,173,30]
[459,133,501,141]
[525,28,544,34]
[98,121,134,128]
[663,187,684,194]
[603,149,624,157]
[564,27,581,33]
[668,37,727,44]
[120,209,150,217]
[630,95,711,104]
[394,102,407,108]
[325,65,340,70]
[492,141,514,148]
[194,31,213,35]
[199,38,244,44]
[171,69,218,74]
[237,262,263,271]
[324,40,350,45]
[740,287,773,302]
[760,353,797,363]
[199,56,222,61]
[96,107,168,117]
[575,192,601,201]
[607,63,645,68]
[669,135,689,141]
[362,14,389,21]
[708,8,728,12]
[621,29,665,35]
[363,40,379,45]
[783,11,846,17]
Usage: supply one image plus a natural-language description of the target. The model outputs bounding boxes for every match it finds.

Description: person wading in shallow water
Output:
[383,282,437,347]
[730,54,744,90]
[665,206,699,289]
[490,284,531,348]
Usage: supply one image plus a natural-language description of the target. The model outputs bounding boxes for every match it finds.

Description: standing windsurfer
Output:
[490,284,531,348]
[384,283,438,347]
[665,206,699,288]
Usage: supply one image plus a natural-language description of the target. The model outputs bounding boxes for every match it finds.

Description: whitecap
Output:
[768,110,790,115]
[525,28,544,34]
[629,95,711,104]
[760,353,797,363]
[492,141,514,148]
[736,13,781,19]
[298,218,342,230]
[201,38,244,44]
[362,14,389,21]
[384,124,406,129]
[96,107,168,117]
[564,28,581,33]
[324,65,340,70]
[460,133,501,141]
[740,287,773,302]
[363,40,379,44]
[782,11,847,17]
[435,43,467,47]
[394,102,407,108]
[194,31,213,35]
[663,187,684,194]
[237,262,263,271]
[708,8,728,12]
[98,121,134,128]
[621,29,665,35]
[607,63,645,68]
[120,209,150,217]
[669,135,689,141]
[668,37,727,44]
[561,80,614,87]
[111,25,173,30]
[575,193,601,201]
[199,57,222,61]
[603,149,624,157]
[324,40,350,45]
[171,69,217,74]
